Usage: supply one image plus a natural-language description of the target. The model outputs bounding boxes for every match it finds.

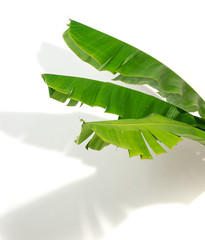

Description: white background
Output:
[0,0,205,239]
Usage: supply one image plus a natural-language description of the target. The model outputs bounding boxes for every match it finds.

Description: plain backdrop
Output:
[0,0,205,239]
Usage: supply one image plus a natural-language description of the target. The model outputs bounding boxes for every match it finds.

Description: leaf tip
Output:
[74,138,79,145]
[66,18,72,27]
[41,74,46,82]
[80,119,86,124]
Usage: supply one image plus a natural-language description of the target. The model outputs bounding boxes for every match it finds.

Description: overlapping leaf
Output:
[76,115,205,159]
[42,74,205,130]
[42,20,205,159]
[63,20,205,118]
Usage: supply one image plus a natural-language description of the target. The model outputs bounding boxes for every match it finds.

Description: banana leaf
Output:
[42,74,205,130]
[63,20,205,119]
[76,115,205,159]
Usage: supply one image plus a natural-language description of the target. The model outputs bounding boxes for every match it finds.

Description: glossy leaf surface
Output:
[76,115,205,159]
[42,74,205,130]
[63,20,205,118]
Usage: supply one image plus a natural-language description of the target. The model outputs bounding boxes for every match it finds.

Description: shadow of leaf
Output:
[0,42,204,240]
[0,112,205,240]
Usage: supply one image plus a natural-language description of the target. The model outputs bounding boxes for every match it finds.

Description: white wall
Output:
[0,1,205,239]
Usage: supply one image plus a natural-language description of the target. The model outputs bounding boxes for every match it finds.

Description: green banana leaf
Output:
[63,20,205,119]
[42,74,205,130]
[76,115,205,159]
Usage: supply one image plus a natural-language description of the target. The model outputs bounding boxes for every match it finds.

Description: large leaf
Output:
[63,20,205,119]
[42,74,205,130]
[76,115,205,159]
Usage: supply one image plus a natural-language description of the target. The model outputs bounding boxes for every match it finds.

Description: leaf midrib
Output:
[88,122,187,127]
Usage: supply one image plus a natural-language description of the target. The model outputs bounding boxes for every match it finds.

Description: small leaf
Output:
[77,115,205,159]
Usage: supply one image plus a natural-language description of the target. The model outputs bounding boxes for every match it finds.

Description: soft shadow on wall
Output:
[0,43,204,240]
[0,112,205,240]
